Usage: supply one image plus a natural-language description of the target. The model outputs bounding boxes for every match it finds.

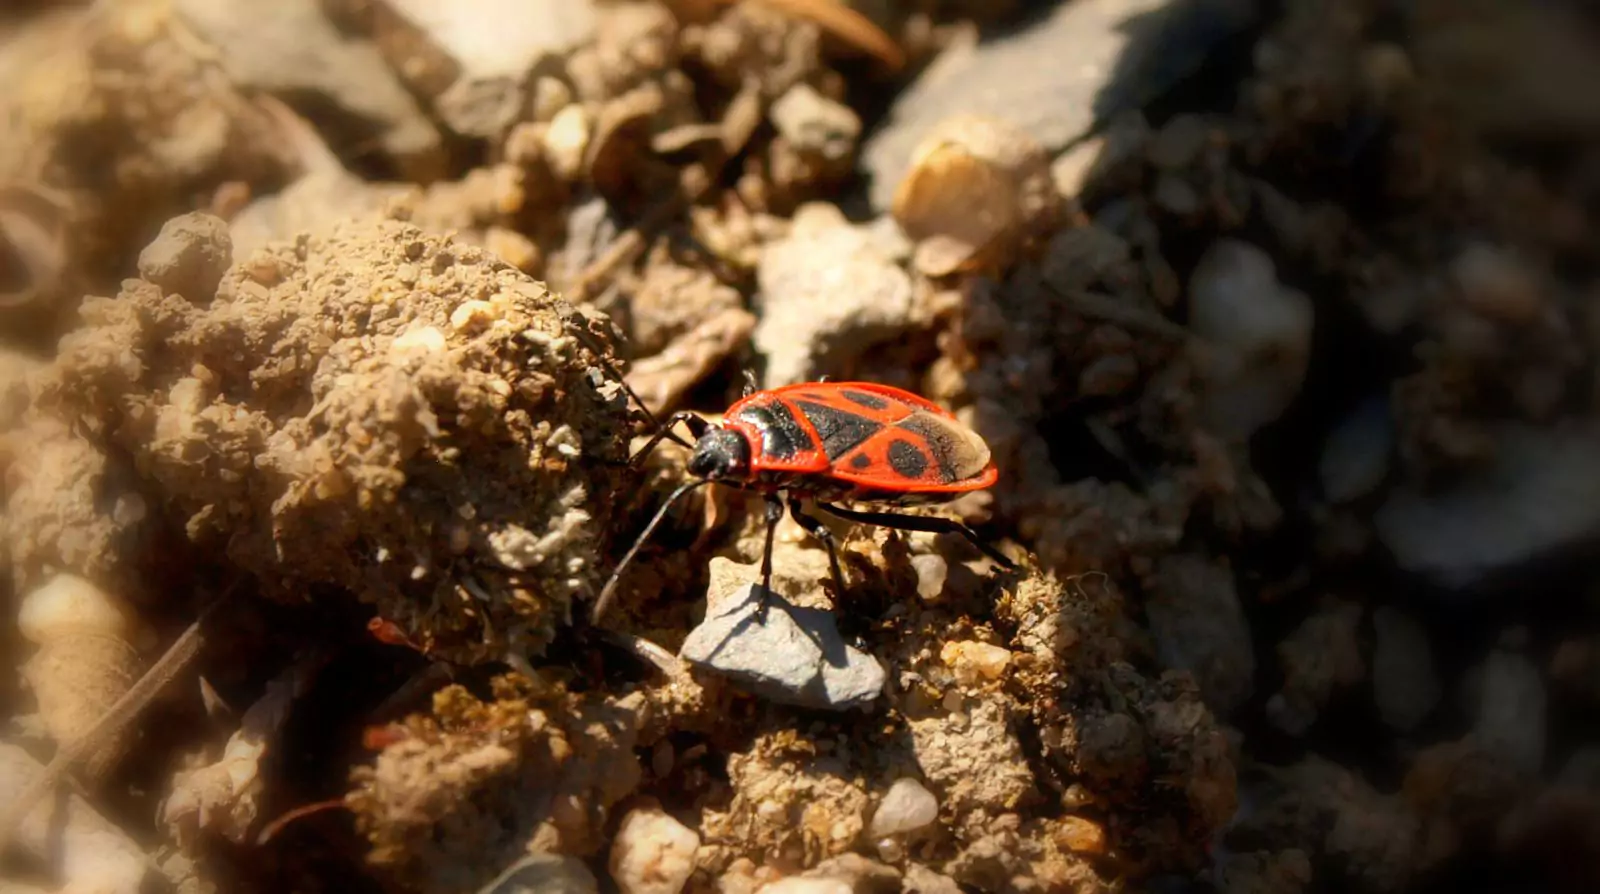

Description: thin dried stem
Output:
[0,594,230,855]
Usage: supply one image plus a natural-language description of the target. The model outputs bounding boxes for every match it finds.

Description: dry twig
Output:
[0,596,230,857]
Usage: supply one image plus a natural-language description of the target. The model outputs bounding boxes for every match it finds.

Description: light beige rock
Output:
[608,805,700,894]
[868,778,939,838]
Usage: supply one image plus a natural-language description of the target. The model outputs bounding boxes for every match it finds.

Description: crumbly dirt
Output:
[35,212,632,664]
[2,1,1597,893]
[348,673,646,894]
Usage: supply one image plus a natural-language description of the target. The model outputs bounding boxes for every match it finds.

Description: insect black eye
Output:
[687,428,750,480]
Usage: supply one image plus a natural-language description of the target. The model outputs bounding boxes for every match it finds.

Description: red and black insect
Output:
[591,371,1014,624]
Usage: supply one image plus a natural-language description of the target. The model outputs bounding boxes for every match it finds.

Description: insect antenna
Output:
[591,477,717,625]
[565,312,692,448]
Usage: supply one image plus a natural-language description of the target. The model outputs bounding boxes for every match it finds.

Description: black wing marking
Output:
[794,399,884,460]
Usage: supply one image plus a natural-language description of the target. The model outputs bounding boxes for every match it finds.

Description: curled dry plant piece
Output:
[163,650,330,846]
[700,0,905,70]
[17,572,143,785]
[0,184,69,312]
[891,114,1060,276]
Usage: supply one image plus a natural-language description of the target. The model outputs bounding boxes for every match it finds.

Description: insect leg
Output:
[628,411,711,466]
[758,494,785,594]
[591,478,717,625]
[815,502,1016,570]
[787,496,846,597]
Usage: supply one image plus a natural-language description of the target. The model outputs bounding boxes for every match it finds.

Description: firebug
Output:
[590,357,1014,623]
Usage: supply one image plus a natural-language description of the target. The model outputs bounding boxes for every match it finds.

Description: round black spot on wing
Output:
[893,414,960,482]
[840,389,890,410]
[734,400,814,459]
[887,439,929,480]
[795,399,884,459]
[849,453,872,469]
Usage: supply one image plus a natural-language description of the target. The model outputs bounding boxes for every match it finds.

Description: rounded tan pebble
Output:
[756,880,852,894]
[1187,238,1314,440]
[608,805,701,894]
[504,121,549,167]
[1050,136,1104,201]
[137,212,234,300]
[545,104,592,182]
[1051,815,1108,855]
[910,554,947,601]
[891,114,1058,276]
[391,326,449,354]
[450,300,499,332]
[18,573,143,783]
[486,227,543,276]
[242,251,284,286]
[940,640,1012,685]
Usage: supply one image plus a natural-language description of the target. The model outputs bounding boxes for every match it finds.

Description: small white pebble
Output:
[544,104,592,182]
[391,326,448,354]
[450,300,498,332]
[609,806,700,894]
[869,777,939,838]
[112,493,148,526]
[911,554,948,601]
[757,879,853,894]
[1188,239,1314,440]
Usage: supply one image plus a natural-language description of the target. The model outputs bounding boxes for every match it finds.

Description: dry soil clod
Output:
[47,215,633,665]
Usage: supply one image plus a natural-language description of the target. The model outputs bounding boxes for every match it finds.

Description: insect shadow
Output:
[694,582,853,669]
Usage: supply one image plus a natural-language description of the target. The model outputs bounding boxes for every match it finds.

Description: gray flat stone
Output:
[860,0,1260,209]
[679,583,886,710]
[174,0,444,178]
[379,0,598,138]
[1374,424,1600,590]
[754,205,913,387]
